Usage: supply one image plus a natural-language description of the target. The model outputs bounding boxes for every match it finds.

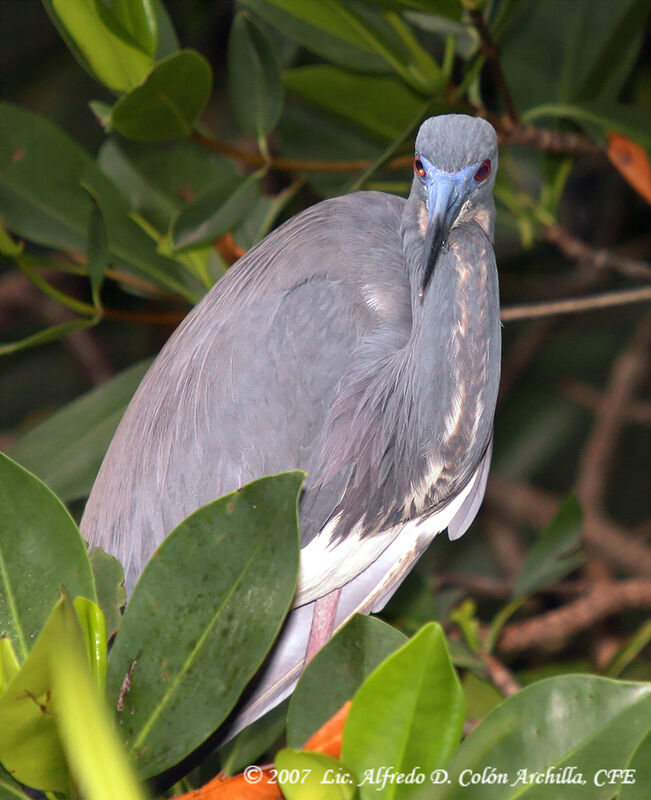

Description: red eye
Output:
[474,160,491,181]
[413,157,426,178]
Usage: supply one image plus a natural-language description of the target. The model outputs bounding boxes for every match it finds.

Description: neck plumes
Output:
[398,193,501,514]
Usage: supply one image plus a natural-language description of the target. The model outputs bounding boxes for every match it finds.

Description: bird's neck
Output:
[397,195,501,508]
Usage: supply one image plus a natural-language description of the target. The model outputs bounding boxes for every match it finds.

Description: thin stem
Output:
[501,286,651,323]
[469,6,519,123]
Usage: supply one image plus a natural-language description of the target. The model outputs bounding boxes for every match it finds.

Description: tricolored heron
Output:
[82,114,501,736]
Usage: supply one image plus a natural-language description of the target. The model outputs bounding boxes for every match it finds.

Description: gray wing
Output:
[81,191,410,592]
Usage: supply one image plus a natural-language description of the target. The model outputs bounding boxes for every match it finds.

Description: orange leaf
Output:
[171,701,352,798]
[171,768,281,800]
[303,700,352,758]
[607,132,651,204]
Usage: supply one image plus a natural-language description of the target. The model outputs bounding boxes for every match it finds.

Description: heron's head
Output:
[410,114,498,294]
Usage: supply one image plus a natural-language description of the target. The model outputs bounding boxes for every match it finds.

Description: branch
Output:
[560,378,651,425]
[498,579,651,653]
[500,285,651,322]
[486,476,651,576]
[193,119,601,174]
[468,9,519,124]
[478,651,522,696]
[576,317,650,508]
[545,225,651,281]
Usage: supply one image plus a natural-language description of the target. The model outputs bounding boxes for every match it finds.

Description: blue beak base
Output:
[421,177,465,296]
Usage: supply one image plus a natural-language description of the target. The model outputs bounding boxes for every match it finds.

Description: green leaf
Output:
[51,615,147,800]
[84,189,109,305]
[90,548,126,640]
[241,0,441,91]
[153,0,179,59]
[285,65,427,141]
[275,749,357,799]
[513,493,583,597]
[74,597,108,692]
[0,103,202,301]
[373,0,461,15]
[618,728,651,800]
[287,615,407,748]
[500,0,648,111]
[43,0,154,92]
[341,623,464,799]
[0,316,98,358]
[0,641,20,697]
[0,224,23,258]
[0,764,33,800]
[522,102,651,151]
[0,594,83,792]
[110,49,212,142]
[8,359,150,503]
[97,138,239,233]
[434,676,651,800]
[170,172,262,251]
[0,454,96,663]
[218,700,288,776]
[94,0,158,58]
[229,12,284,144]
[107,472,303,778]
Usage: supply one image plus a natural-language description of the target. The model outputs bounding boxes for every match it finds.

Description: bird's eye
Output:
[474,160,491,182]
[413,157,426,178]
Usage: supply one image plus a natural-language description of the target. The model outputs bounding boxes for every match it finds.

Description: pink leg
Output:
[306,587,341,662]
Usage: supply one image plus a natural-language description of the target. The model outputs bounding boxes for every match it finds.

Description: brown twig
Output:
[486,476,651,576]
[468,10,519,124]
[485,514,526,578]
[500,285,651,322]
[193,119,601,175]
[576,317,650,583]
[545,225,651,281]
[576,317,650,508]
[498,579,651,653]
[560,378,651,425]
[478,650,522,696]
[486,114,600,154]
[0,271,112,385]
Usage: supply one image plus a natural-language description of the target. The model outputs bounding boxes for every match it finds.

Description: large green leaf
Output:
[109,49,212,142]
[0,765,32,800]
[0,454,96,662]
[276,750,357,799]
[618,728,651,800]
[8,359,151,504]
[512,493,583,598]
[241,0,441,91]
[285,65,426,141]
[170,172,262,251]
[94,0,158,57]
[0,595,84,792]
[433,676,651,799]
[341,623,464,799]
[229,12,284,143]
[89,548,126,640]
[0,104,201,301]
[287,615,407,748]
[43,0,154,92]
[97,138,239,232]
[500,0,648,111]
[107,472,303,778]
[51,615,147,800]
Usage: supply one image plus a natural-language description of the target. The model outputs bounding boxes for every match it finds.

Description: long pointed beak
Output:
[421,177,464,294]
